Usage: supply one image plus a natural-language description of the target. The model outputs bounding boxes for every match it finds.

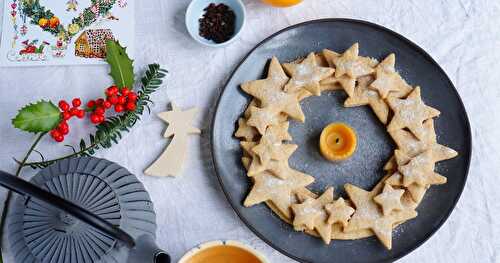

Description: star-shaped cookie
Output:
[235,118,259,141]
[291,198,321,231]
[246,106,281,135]
[369,54,413,99]
[291,187,335,244]
[385,172,429,204]
[387,87,441,140]
[283,52,334,96]
[344,75,390,124]
[344,184,417,249]
[241,141,290,179]
[389,119,458,162]
[244,100,259,118]
[383,155,397,172]
[331,43,375,79]
[266,121,292,142]
[373,184,405,216]
[384,151,430,204]
[241,57,305,122]
[324,197,355,227]
[243,156,297,219]
[252,135,298,167]
[241,56,289,93]
[244,167,315,219]
[397,150,447,187]
[321,49,357,96]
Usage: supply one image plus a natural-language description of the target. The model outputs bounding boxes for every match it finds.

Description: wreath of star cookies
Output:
[234,43,458,249]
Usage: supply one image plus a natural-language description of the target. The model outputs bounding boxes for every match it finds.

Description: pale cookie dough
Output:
[388,118,458,162]
[291,187,336,244]
[387,87,441,140]
[344,75,390,124]
[283,52,334,96]
[370,53,413,99]
[344,183,417,250]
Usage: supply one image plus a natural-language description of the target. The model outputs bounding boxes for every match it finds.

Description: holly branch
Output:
[16,64,166,169]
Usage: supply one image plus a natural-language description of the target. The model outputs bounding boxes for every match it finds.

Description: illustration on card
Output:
[51,38,67,58]
[66,0,78,12]
[75,29,114,58]
[0,0,134,66]
[7,39,49,61]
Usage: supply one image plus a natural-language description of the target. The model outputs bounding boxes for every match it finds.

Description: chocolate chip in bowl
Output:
[199,3,236,44]
[186,0,246,47]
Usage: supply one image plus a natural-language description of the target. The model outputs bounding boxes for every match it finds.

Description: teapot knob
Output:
[154,251,171,263]
[127,235,170,263]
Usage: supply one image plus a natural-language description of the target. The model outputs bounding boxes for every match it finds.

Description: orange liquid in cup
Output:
[262,0,303,7]
[184,245,263,263]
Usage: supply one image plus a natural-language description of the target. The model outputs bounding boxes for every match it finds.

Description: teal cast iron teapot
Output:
[0,157,170,263]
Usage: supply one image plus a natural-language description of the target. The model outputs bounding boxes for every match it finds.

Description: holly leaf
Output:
[106,40,134,89]
[12,100,61,133]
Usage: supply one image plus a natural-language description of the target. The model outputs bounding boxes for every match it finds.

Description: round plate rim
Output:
[210,18,472,263]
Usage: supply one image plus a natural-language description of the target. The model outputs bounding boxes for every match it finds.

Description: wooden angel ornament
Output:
[144,104,200,177]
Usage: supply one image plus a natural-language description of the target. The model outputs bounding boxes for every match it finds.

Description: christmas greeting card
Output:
[0,0,134,67]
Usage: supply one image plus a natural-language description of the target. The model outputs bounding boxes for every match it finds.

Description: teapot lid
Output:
[6,157,157,263]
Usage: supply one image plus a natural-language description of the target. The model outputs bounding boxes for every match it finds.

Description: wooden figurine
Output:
[144,104,201,177]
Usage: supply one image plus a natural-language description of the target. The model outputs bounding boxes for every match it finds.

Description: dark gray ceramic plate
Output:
[210,19,471,263]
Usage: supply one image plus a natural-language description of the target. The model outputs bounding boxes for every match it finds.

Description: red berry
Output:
[50,129,61,138]
[58,125,69,135]
[120,87,130,96]
[110,85,119,93]
[103,100,112,109]
[62,111,71,120]
[69,107,79,116]
[98,114,106,123]
[72,98,81,107]
[125,102,136,111]
[87,100,96,108]
[58,100,70,111]
[127,92,137,101]
[58,121,68,130]
[106,87,117,97]
[108,96,118,105]
[114,104,124,113]
[96,98,105,105]
[90,114,100,124]
[76,109,85,119]
[94,106,105,115]
[117,96,127,105]
[54,134,64,142]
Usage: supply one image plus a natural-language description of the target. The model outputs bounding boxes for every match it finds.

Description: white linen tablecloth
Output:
[0,0,498,262]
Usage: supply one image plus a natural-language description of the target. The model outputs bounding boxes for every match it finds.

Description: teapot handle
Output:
[0,170,136,247]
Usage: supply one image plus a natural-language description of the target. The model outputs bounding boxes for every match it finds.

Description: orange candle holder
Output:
[319,123,357,161]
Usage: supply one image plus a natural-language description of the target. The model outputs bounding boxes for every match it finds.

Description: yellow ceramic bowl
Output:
[319,122,357,161]
[262,0,302,7]
[178,240,268,263]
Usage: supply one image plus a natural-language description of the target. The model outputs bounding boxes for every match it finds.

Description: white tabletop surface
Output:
[0,0,499,262]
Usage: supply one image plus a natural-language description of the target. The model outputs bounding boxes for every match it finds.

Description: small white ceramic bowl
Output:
[185,0,246,47]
